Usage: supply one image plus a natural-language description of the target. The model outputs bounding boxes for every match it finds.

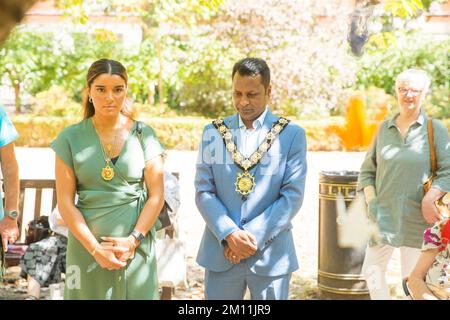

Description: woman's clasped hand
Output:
[91,236,139,270]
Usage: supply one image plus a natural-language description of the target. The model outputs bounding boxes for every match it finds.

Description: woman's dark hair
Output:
[83,59,131,119]
[232,57,271,89]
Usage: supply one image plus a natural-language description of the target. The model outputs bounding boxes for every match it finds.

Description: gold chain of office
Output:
[212,117,290,197]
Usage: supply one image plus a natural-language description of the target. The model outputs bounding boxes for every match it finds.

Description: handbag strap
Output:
[427,118,437,178]
[134,121,146,186]
[135,120,143,142]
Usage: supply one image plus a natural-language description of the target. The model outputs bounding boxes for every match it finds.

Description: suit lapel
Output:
[253,110,279,176]
[227,113,240,130]
[226,113,241,147]
[259,109,278,143]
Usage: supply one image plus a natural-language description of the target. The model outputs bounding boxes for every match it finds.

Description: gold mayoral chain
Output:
[212,117,290,198]
[92,118,118,181]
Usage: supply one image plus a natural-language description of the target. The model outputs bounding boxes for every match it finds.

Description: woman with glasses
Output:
[357,68,450,299]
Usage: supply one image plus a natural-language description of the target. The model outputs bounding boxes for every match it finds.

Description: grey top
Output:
[357,109,450,248]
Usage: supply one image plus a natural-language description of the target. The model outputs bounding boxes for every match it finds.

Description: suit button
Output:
[241,218,247,224]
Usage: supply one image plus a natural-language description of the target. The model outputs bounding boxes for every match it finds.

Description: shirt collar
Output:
[417,109,426,126]
[388,108,426,128]
[238,106,268,130]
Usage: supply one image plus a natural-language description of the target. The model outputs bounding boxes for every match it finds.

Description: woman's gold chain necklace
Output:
[92,117,120,181]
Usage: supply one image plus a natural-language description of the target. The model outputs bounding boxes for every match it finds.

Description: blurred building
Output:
[1,0,143,113]
[23,0,143,48]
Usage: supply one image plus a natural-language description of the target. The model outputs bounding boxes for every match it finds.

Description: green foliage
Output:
[362,0,446,54]
[0,26,129,106]
[3,0,447,121]
[426,86,450,120]
[12,115,212,149]
[124,39,159,104]
[67,1,358,119]
[175,37,242,117]
[364,32,398,54]
[53,30,127,101]
[30,85,82,118]
[143,117,209,150]
[0,29,60,95]
[12,115,73,147]
[356,33,450,119]
[442,119,450,130]
[384,0,423,19]
[214,1,357,119]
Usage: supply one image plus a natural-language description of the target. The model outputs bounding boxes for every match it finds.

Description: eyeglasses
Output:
[398,87,422,97]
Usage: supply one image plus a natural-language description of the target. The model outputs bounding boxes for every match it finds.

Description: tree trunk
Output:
[0,0,38,45]
[157,35,164,106]
[13,82,21,113]
[147,83,155,106]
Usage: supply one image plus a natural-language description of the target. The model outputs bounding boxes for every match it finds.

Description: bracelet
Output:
[90,244,99,256]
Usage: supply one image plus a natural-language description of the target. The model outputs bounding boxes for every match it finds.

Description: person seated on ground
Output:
[408,195,450,300]
[19,206,68,300]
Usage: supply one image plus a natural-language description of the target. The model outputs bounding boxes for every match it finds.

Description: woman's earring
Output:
[89,97,93,103]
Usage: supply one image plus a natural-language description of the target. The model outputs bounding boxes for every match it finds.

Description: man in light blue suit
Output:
[195,58,307,300]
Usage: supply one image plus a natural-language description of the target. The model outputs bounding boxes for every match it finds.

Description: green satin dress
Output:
[51,118,164,300]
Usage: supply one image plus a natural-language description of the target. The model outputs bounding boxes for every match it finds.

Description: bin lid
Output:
[319,171,359,184]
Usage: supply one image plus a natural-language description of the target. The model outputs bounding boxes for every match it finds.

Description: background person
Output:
[20,206,68,300]
[357,68,450,299]
[408,200,450,300]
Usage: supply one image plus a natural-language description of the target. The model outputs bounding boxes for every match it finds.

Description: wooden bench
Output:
[4,176,180,300]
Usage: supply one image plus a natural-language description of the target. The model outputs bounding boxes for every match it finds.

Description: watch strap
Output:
[130,230,145,243]
[4,210,19,219]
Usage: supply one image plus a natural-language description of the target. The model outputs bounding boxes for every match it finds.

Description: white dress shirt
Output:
[237,107,268,158]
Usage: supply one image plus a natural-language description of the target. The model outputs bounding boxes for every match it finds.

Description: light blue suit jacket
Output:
[195,110,307,277]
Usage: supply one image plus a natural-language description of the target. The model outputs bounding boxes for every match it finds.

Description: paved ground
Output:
[1,148,405,299]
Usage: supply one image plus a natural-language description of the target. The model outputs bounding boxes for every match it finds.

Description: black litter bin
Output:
[318,171,370,300]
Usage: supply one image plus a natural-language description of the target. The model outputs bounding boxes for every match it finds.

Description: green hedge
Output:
[146,117,345,151]
[12,116,210,150]
[12,116,449,151]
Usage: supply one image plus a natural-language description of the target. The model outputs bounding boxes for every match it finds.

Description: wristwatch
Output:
[4,210,19,220]
[130,230,145,244]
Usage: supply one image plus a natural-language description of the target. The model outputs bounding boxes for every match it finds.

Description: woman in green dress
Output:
[51,59,165,299]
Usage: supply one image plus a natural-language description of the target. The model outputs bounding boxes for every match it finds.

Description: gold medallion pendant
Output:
[235,171,255,196]
[101,164,115,181]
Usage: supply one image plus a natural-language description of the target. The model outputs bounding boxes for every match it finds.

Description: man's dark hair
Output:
[232,58,271,89]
